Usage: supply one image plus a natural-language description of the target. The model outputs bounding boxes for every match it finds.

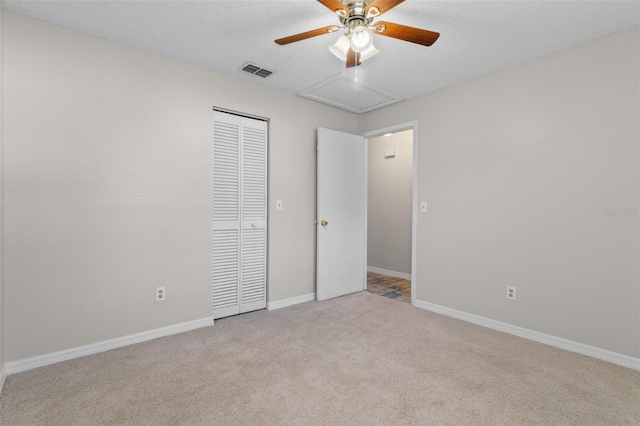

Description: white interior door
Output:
[316,128,366,301]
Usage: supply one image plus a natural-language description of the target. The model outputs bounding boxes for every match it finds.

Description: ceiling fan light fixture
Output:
[330,35,379,63]
[349,26,373,52]
[276,0,440,68]
[329,35,350,60]
[359,43,379,62]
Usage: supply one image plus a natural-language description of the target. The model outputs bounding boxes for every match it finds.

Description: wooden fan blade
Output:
[346,49,361,68]
[317,0,350,16]
[365,0,405,17]
[275,25,341,45]
[373,21,440,46]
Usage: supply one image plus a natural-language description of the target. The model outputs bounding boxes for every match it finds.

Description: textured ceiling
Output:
[3,0,640,113]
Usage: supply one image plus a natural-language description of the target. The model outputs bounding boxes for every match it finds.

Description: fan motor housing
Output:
[341,0,374,11]
[339,1,376,29]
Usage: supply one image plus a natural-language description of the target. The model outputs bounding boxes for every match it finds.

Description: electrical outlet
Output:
[506,286,516,301]
[156,287,166,302]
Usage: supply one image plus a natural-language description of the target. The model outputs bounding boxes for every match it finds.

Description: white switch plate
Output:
[420,202,428,212]
[276,200,283,211]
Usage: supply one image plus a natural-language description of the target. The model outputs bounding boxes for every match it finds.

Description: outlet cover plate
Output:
[156,287,166,302]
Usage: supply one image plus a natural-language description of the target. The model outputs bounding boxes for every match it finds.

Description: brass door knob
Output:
[320,220,328,227]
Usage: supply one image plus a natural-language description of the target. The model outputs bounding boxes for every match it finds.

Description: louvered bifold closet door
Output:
[213,114,241,319]
[212,111,267,320]
[240,124,267,313]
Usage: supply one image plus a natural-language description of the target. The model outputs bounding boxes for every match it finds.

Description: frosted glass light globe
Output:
[350,26,373,53]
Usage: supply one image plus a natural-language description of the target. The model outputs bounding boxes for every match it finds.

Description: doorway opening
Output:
[361,123,418,305]
[315,123,417,304]
[366,129,413,303]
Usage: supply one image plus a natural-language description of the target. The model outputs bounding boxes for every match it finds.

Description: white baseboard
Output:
[0,364,7,396]
[367,266,411,281]
[5,317,213,376]
[414,299,640,371]
[268,293,316,311]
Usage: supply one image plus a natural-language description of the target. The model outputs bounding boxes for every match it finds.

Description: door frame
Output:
[360,121,418,305]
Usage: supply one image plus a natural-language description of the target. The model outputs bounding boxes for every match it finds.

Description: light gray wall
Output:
[367,130,412,275]
[0,4,5,374]
[3,11,358,362]
[360,26,640,358]
[3,11,639,363]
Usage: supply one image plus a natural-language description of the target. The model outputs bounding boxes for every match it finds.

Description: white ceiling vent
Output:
[241,62,275,78]
[297,73,404,114]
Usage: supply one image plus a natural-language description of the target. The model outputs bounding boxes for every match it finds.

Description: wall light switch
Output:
[420,202,428,213]
[276,200,283,211]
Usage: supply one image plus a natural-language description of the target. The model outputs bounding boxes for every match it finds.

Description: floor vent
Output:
[241,62,275,78]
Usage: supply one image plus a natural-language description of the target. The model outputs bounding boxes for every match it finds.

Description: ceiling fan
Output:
[275,0,440,68]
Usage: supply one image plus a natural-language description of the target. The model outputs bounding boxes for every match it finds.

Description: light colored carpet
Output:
[1,291,639,425]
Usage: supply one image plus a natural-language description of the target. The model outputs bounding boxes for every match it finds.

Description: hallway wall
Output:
[367,130,413,276]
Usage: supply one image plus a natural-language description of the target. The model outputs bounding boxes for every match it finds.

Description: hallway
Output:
[366,272,411,303]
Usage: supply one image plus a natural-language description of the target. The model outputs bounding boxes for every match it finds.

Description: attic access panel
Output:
[297,73,404,114]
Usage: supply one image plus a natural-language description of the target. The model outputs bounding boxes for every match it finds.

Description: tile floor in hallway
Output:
[366,272,411,303]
